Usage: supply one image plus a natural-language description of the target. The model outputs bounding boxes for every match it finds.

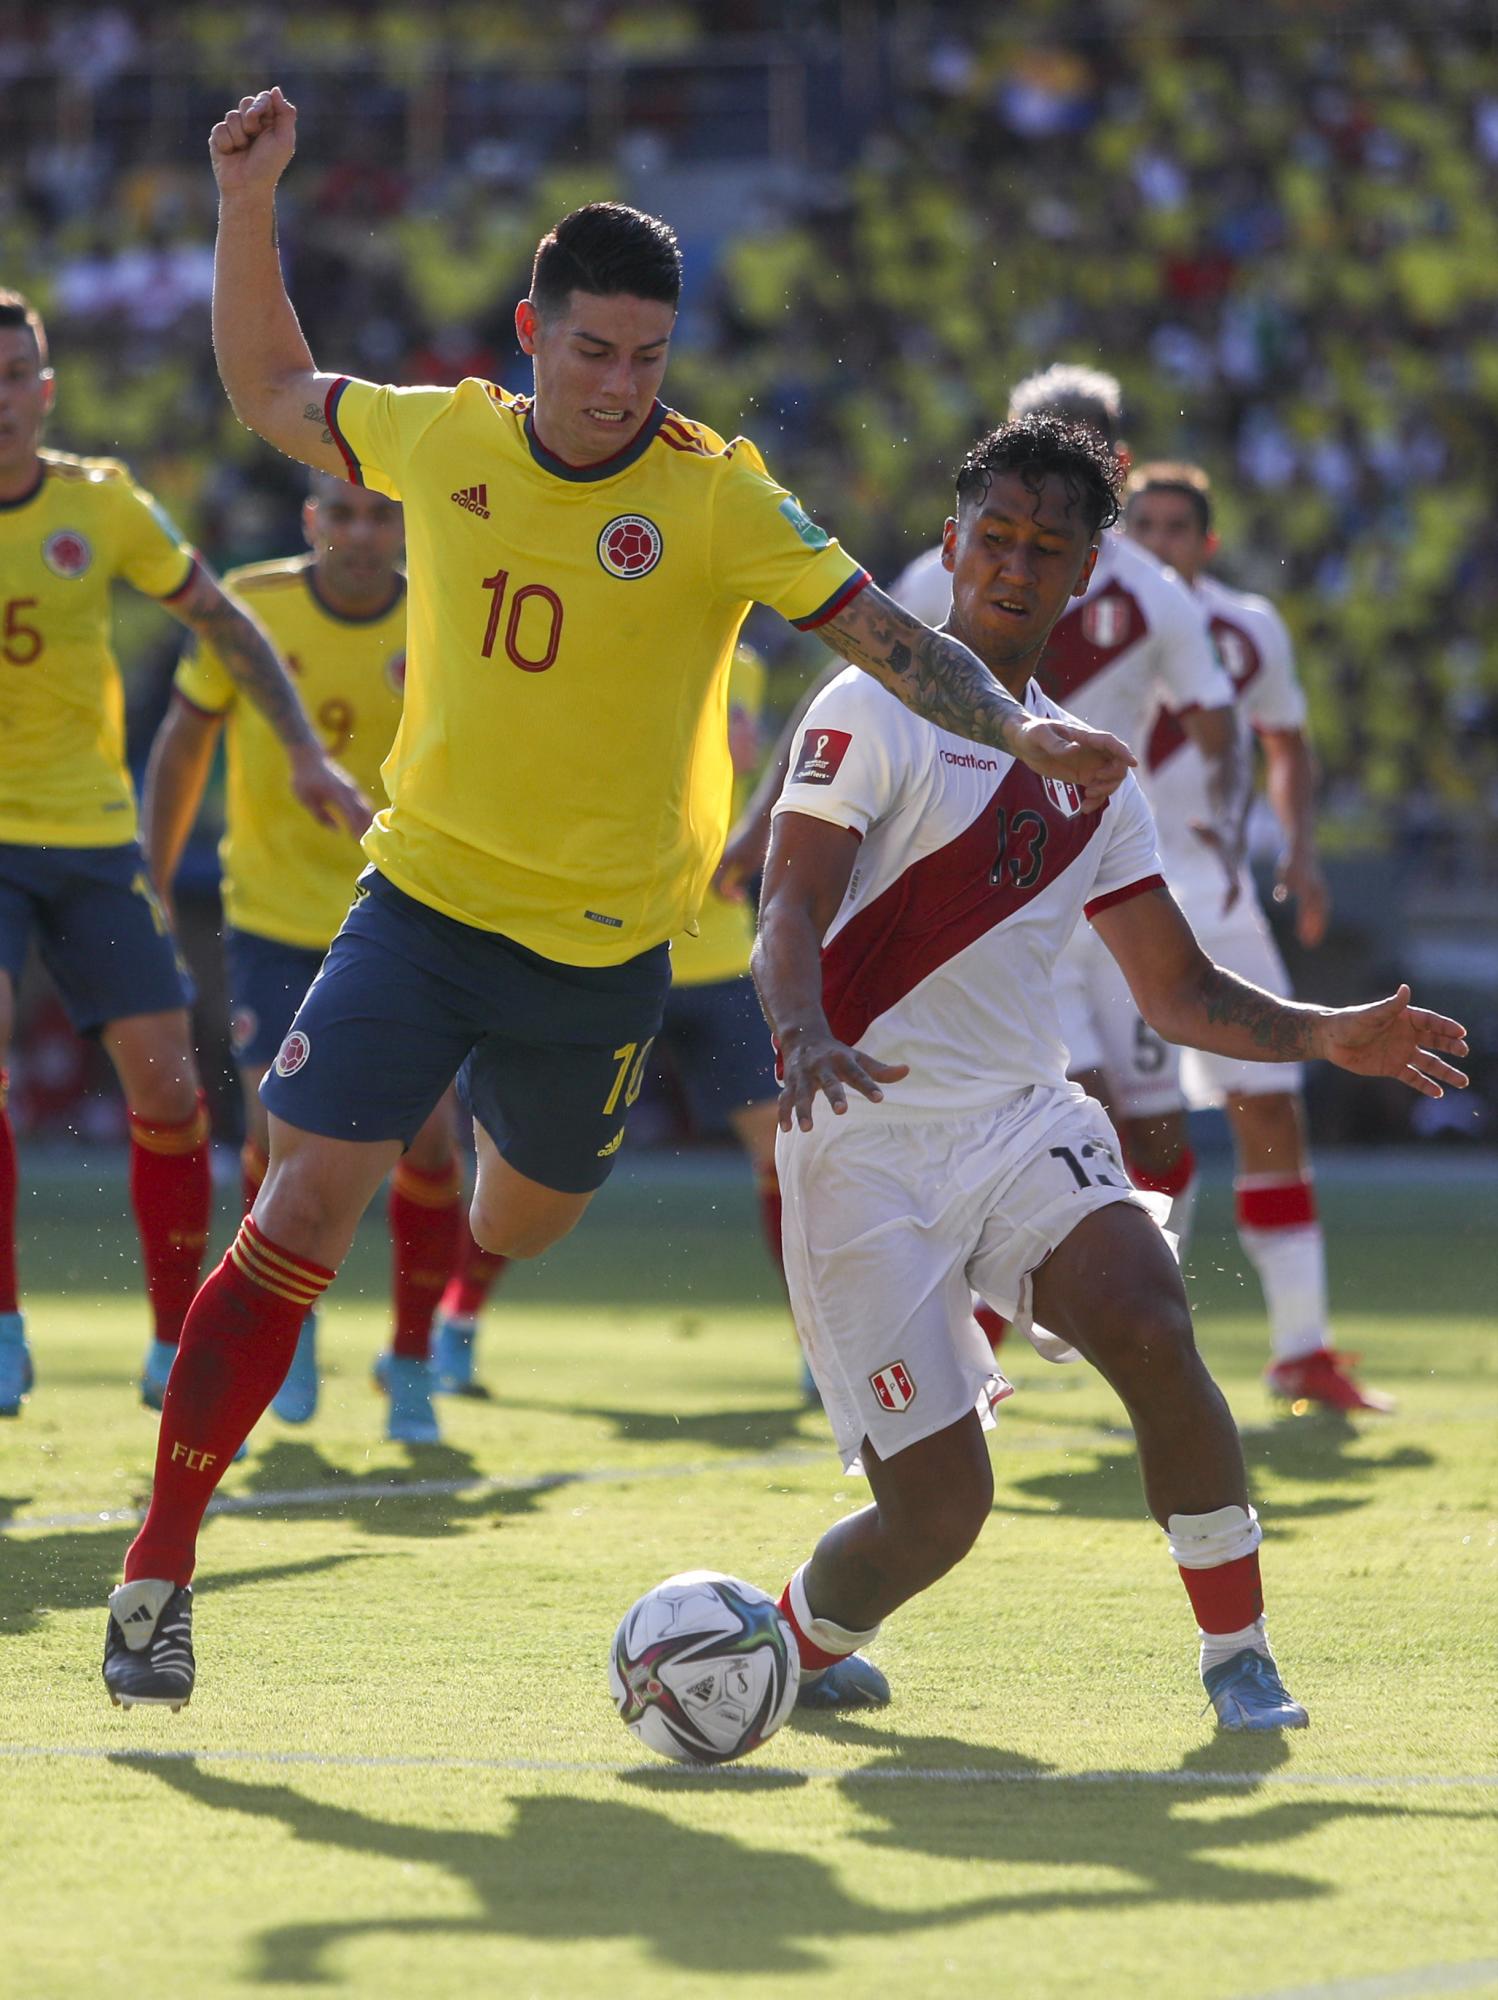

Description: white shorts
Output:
[1178,894,1301,1106]
[1054,926,1184,1119]
[777,1085,1146,1472]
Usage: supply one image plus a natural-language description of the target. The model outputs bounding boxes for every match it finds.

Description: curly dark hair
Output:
[954,414,1122,538]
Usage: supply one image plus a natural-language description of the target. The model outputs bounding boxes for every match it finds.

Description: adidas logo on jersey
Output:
[451,484,490,518]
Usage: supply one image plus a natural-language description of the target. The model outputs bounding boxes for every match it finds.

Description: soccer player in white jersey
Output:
[752,417,1467,1728]
[1120,461,1387,1413]
[888,365,1248,1243]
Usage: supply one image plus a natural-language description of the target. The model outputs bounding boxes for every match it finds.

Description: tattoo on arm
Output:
[182,586,315,750]
[1194,964,1315,1059]
[823,588,1027,754]
[303,400,334,445]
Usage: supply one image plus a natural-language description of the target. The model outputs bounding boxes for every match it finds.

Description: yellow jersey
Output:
[0,450,196,847]
[174,555,407,952]
[670,644,765,988]
[325,375,868,966]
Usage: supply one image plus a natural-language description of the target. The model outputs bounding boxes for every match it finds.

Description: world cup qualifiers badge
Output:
[597,516,663,579]
[791,728,852,785]
[42,529,92,578]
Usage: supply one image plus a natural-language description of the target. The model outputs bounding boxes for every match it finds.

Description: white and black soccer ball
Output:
[609,1569,800,1765]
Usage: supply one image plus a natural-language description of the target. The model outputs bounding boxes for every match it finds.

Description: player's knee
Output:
[469,1201,579,1261]
[1089,1292,1197,1391]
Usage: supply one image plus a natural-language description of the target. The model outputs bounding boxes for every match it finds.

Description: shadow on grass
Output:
[491,1395,820,1455]
[232,1440,578,1541]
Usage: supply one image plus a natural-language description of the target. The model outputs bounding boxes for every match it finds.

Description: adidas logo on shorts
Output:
[451,484,490,518]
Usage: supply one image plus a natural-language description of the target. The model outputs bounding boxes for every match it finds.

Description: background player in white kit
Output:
[752,417,1467,1728]
[1120,461,1386,1413]
[889,364,1249,1236]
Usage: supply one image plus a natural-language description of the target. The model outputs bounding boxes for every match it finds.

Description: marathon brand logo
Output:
[940,749,1000,771]
[792,728,852,786]
[451,484,490,518]
[42,528,92,578]
[870,1360,916,1413]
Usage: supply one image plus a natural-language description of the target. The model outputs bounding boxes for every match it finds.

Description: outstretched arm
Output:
[822,582,1135,808]
[1093,885,1468,1098]
[751,810,909,1131]
[164,568,371,836]
[209,86,346,473]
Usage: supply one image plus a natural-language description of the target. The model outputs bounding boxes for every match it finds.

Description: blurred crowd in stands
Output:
[4,0,1497,856]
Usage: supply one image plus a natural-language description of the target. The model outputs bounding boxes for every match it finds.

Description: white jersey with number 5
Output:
[772,668,1166,1115]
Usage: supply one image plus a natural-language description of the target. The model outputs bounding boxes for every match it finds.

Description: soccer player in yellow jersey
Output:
[430,644,800,1398]
[105,84,1135,1711]
[0,289,366,1428]
[143,474,463,1443]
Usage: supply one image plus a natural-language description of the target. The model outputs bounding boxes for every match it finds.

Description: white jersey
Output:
[772,667,1165,1115]
[886,532,1234,759]
[1143,572,1308,910]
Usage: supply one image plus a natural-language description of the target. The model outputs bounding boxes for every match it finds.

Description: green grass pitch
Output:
[3,1153,1496,2000]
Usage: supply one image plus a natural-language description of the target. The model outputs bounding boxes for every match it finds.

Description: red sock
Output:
[1235,1177,1317,1230]
[757,1167,786,1289]
[438,1211,508,1323]
[129,1091,213,1348]
[1178,1552,1264,1633]
[776,1582,850,1673]
[125,1218,333,1585]
[1124,1143,1196,1201]
[0,1070,18,1314]
[241,1139,267,1217]
[973,1303,1008,1352]
[389,1155,464,1360]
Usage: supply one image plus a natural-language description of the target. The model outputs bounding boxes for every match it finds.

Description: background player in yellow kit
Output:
[143,474,463,1442]
[430,644,800,1398]
[103,86,1133,1711]
[0,289,366,1423]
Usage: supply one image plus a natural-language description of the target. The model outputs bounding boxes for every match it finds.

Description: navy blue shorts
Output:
[259,871,670,1194]
[224,927,326,1070]
[0,840,191,1034]
[659,975,777,1129]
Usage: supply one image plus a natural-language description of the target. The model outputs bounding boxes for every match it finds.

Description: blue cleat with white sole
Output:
[430,1314,484,1397]
[1203,1648,1309,1731]
[796,1652,890,1711]
[374,1351,441,1444]
[0,1310,33,1416]
[271,1311,319,1423]
[140,1337,176,1411]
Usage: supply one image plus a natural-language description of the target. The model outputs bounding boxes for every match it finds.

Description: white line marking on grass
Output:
[1,1745,1494,1790]
[1235,1961,1498,2000]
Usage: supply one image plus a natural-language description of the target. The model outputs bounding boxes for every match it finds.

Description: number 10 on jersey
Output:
[481,571,564,672]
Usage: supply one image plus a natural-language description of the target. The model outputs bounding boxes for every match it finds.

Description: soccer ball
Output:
[609,1569,800,1765]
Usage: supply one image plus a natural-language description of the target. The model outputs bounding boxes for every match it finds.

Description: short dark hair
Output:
[0,290,49,369]
[1125,460,1213,533]
[530,203,681,318]
[955,414,1122,538]
[1007,363,1123,448]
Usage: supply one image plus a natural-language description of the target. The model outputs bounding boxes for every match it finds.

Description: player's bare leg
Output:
[727,1096,813,1397]
[1228,1088,1390,1413]
[468,1120,592,1259]
[376,1093,464,1443]
[100,1010,213,1410]
[0,969,28,1415]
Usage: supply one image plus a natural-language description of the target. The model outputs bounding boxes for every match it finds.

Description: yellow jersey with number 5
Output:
[325,376,868,967]
[174,555,407,951]
[0,450,197,847]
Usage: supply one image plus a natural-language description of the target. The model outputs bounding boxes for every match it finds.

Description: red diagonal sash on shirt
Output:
[821,761,1107,1047]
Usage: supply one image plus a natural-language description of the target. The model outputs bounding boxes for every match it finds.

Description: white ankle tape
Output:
[789,1564,881,1655]
[1166,1503,1261,1570]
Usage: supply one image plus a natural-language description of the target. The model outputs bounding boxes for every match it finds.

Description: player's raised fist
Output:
[209,87,298,197]
[1013,716,1136,812]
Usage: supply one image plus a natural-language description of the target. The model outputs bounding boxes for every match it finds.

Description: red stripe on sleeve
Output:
[324,377,363,487]
[791,568,871,631]
[1084,873,1167,922]
[157,555,200,605]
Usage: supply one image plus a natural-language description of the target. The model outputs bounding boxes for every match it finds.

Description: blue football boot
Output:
[0,1310,33,1416]
[796,1652,891,1711]
[140,1337,176,1411]
[374,1351,441,1444]
[430,1313,480,1396]
[271,1311,319,1423]
[1203,1648,1309,1731]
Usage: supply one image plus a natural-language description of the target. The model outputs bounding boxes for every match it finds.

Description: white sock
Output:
[1238,1219,1329,1361]
[1166,1172,1199,1251]
[1199,1616,1272,1675]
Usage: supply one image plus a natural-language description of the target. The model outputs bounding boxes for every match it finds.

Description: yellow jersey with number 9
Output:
[174,555,407,952]
[325,376,868,967]
[0,450,196,847]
